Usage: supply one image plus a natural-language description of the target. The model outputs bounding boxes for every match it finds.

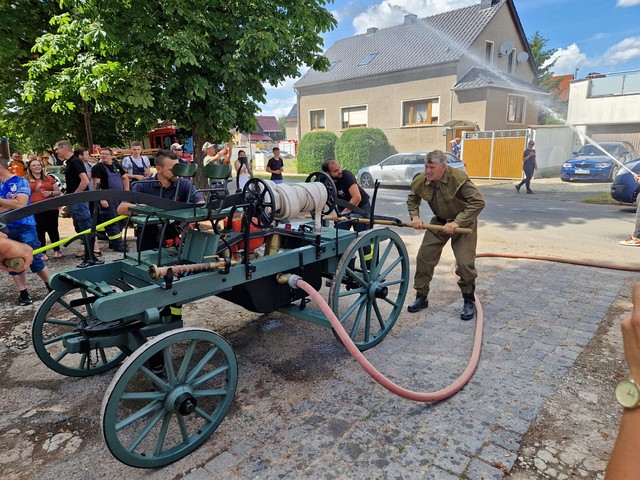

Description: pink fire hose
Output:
[281,252,640,403]
[281,274,484,402]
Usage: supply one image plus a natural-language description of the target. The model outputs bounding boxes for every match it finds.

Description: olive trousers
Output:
[413,221,478,297]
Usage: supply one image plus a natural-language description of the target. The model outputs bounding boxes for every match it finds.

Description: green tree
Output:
[0,0,144,153]
[296,131,338,174]
[277,114,286,135]
[528,31,566,124]
[23,0,336,184]
[334,128,389,172]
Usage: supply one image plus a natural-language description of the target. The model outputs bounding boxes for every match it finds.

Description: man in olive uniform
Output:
[406,150,485,320]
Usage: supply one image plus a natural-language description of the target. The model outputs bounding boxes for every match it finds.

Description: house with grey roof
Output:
[294,0,546,154]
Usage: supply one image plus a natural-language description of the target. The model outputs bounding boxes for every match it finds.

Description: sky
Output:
[258,0,640,119]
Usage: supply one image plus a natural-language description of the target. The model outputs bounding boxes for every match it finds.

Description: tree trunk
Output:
[192,130,207,190]
[82,100,93,153]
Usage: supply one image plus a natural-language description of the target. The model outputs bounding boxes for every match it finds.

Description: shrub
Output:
[296,131,338,174]
[334,128,390,172]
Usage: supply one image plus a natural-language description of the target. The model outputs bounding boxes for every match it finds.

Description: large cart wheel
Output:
[242,178,275,228]
[305,171,338,215]
[328,229,409,351]
[101,328,238,468]
[32,280,132,377]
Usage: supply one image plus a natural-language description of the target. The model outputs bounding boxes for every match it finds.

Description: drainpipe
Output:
[295,87,301,144]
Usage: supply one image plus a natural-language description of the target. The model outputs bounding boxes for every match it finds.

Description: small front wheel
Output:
[101,328,238,468]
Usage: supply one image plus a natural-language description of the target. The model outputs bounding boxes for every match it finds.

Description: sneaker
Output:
[620,236,640,246]
[18,291,33,306]
[515,184,521,193]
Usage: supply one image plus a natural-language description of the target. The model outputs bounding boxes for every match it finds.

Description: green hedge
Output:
[296,131,338,174]
[334,128,390,172]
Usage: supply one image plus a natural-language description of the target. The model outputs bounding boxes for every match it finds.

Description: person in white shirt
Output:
[122,141,151,182]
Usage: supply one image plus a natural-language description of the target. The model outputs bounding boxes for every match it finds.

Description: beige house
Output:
[294,0,546,153]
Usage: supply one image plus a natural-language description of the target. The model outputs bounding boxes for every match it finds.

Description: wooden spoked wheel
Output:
[101,328,238,468]
[32,280,132,377]
[328,229,410,351]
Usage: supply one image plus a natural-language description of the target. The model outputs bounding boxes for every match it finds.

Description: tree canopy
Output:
[528,31,565,124]
[18,0,336,164]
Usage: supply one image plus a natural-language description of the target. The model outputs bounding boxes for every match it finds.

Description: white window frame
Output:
[309,109,326,131]
[401,97,440,126]
[484,41,494,66]
[506,94,526,124]
[341,105,368,129]
[507,48,516,74]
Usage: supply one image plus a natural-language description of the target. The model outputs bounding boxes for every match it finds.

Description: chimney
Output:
[366,27,379,34]
[404,13,417,24]
[480,0,500,9]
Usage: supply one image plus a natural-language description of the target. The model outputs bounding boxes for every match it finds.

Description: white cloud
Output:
[602,36,640,64]
[545,44,588,75]
[258,94,297,119]
[617,0,640,6]
[352,0,476,34]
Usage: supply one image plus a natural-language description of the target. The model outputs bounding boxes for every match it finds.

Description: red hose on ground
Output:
[289,253,640,403]
[292,276,484,402]
[477,252,640,272]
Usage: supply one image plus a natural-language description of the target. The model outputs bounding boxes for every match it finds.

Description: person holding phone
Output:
[515,140,537,194]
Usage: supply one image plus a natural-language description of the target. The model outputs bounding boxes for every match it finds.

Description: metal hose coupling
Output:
[275,273,302,288]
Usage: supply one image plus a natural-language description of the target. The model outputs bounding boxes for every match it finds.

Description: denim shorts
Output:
[7,224,45,275]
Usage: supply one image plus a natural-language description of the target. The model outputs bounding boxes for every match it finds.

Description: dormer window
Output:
[327,61,339,71]
[360,53,378,66]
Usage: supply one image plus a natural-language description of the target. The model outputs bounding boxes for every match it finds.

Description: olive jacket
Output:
[406,166,485,228]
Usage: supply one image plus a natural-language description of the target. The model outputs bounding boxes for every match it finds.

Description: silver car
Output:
[357,152,466,188]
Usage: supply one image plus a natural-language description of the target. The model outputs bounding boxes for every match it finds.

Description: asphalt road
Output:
[371,178,635,264]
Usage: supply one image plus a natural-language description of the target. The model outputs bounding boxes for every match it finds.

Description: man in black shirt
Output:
[91,149,129,252]
[266,147,284,184]
[321,159,371,232]
[57,140,103,268]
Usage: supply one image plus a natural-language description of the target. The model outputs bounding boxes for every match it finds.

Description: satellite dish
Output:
[516,52,529,63]
[499,41,513,56]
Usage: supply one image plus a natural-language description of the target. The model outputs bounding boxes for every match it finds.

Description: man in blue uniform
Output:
[0,156,51,305]
[117,150,204,250]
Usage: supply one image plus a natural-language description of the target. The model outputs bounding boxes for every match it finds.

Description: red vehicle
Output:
[144,124,193,163]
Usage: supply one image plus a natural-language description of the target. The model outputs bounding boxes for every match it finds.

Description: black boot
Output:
[460,293,475,321]
[407,295,428,313]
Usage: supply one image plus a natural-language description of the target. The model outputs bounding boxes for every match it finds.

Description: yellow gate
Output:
[462,130,528,179]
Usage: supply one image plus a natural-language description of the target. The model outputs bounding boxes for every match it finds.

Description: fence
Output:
[462,130,528,179]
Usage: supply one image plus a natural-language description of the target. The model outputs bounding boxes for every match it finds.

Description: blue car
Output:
[611,158,640,205]
[561,141,636,182]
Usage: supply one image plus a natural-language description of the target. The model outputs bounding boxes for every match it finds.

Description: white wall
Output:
[530,125,581,171]
[568,79,640,125]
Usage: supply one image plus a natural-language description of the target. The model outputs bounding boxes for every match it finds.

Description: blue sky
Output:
[259,0,640,119]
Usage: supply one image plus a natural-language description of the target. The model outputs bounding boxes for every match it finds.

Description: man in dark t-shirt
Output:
[266,147,284,183]
[117,150,204,251]
[57,140,102,267]
[321,159,371,233]
[91,149,129,252]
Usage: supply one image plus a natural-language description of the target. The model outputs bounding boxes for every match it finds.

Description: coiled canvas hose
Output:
[264,180,328,232]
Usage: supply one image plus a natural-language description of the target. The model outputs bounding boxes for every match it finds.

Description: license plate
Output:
[574,168,589,174]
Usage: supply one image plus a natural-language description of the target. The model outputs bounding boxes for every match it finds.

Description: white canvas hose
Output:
[264,181,329,233]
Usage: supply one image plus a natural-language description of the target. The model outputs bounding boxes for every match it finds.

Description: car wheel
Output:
[360,173,373,189]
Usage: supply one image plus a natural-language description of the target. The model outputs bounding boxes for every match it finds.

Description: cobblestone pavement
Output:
[0,185,634,479]
[174,259,631,480]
